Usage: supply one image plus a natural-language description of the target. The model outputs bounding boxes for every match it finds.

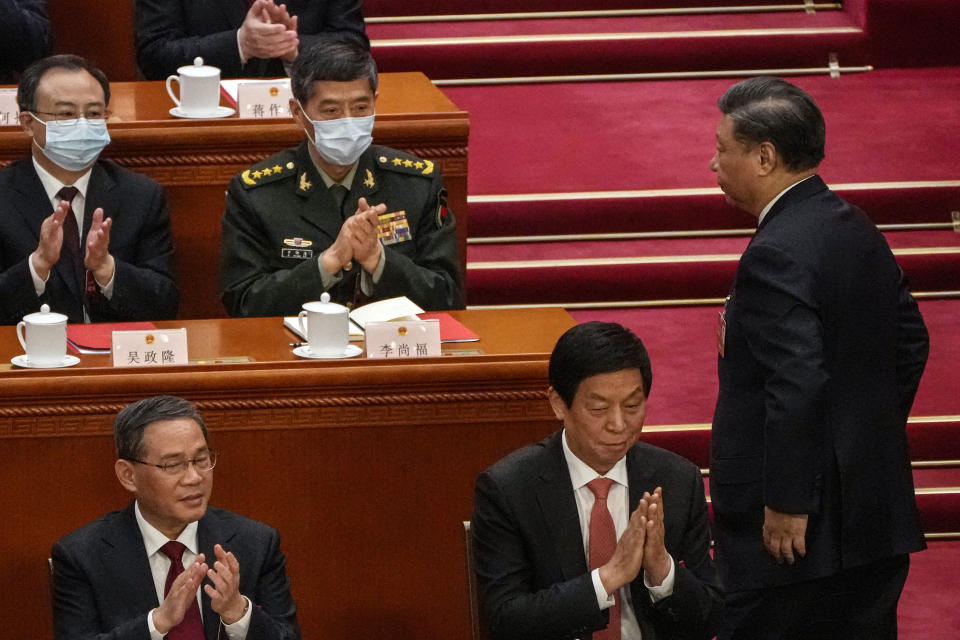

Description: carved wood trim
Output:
[0,388,551,438]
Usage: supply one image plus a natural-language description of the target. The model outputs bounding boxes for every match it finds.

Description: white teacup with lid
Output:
[298,293,349,357]
[17,304,68,367]
[166,57,221,116]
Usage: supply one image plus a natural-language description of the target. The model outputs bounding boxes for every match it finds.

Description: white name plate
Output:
[0,89,20,127]
[237,79,293,119]
[112,329,188,367]
[364,320,441,359]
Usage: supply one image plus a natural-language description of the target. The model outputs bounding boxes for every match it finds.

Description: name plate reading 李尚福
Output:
[112,329,188,367]
[237,79,293,119]
[364,320,441,359]
[0,89,20,127]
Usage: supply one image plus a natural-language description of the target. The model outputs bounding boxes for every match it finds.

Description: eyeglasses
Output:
[30,109,110,122]
[126,450,219,476]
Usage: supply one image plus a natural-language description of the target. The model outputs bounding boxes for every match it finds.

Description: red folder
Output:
[67,322,157,354]
[419,312,479,343]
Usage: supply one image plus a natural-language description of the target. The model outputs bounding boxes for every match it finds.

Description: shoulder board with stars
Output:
[240,159,297,189]
[376,152,435,177]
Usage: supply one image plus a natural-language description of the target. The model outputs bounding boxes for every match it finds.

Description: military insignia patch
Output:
[377,153,435,177]
[299,172,313,193]
[364,169,375,189]
[377,210,412,245]
[281,248,314,259]
[241,159,294,189]
[436,188,449,229]
[283,237,313,248]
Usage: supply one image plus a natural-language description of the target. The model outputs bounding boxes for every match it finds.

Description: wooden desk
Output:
[0,307,574,640]
[0,74,470,318]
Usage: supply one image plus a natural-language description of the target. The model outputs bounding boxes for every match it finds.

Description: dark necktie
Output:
[587,478,621,640]
[159,541,205,640]
[330,184,349,220]
[56,186,84,293]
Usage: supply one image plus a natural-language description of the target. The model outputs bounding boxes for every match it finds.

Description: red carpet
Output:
[468,231,959,261]
[445,68,960,195]
[466,232,960,305]
[370,7,864,79]
[365,0,795,17]
[899,542,960,639]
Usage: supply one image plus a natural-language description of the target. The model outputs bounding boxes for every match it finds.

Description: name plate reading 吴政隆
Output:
[364,320,441,359]
[0,89,20,127]
[112,329,188,367]
[237,79,293,119]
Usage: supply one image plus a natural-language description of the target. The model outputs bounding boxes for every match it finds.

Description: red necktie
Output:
[159,541,205,640]
[587,478,621,640]
[56,187,84,293]
[57,186,102,304]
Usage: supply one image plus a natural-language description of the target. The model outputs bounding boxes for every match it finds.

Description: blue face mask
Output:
[298,101,374,166]
[33,116,111,172]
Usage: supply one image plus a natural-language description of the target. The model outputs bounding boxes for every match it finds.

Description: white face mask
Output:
[299,103,374,166]
[32,115,111,172]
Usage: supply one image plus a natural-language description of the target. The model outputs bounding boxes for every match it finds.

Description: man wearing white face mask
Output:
[0,55,178,325]
[220,34,464,317]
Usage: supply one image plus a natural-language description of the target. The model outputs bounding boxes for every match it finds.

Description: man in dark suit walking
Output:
[472,322,721,640]
[135,0,368,80]
[51,395,300,640]
[709,77,929,640]
[0,54,177,325]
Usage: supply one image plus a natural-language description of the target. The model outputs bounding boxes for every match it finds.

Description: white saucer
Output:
[11,354,81,369]
[169,106,236,119]
[293,344,362,360]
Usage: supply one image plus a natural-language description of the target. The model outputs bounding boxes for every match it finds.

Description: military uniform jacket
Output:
[220,143,464,317]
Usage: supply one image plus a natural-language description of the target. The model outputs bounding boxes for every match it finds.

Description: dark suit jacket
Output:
[0,157,178,325]
[51,503,301,640]
[472,431,721,640]
[0,0,50,83]
[135,0,368,80]
[710,175,929,593]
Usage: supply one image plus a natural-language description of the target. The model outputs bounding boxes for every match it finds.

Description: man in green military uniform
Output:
[220,34,463,317]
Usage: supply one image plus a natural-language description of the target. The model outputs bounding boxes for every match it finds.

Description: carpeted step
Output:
[370,11,864,79]
[467,184,960,239]
[900,541,960,639]
[364,0,808,18]
[442,68,960,237]
[466,231,960,306]
[861,0,960,69]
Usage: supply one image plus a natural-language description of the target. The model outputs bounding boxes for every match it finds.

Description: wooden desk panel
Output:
[0,74,470,318]
[0,308,575,639]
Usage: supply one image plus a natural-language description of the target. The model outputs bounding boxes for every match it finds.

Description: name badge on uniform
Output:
[377,210,411,246]
[282,237,314,259]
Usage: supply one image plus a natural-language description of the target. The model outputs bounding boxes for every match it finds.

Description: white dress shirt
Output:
[28,158,116,308]
[756,175,817,226]
[134,502,252,640]
[562,430,676,639]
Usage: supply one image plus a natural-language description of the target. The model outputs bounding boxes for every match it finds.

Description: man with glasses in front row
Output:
[0,54,178,325]
[50,395,301,640]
